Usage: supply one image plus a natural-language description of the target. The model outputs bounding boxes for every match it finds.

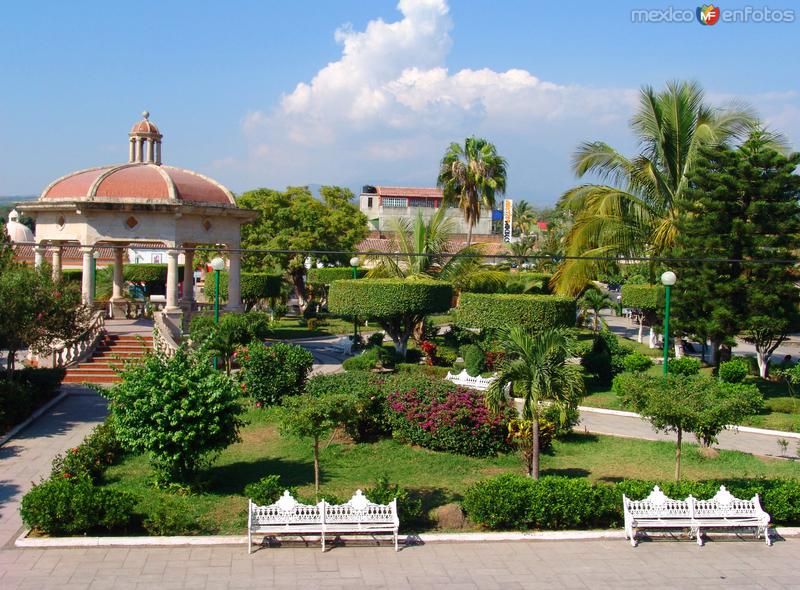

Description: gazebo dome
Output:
[5,209,34,243]
[39,112,235,206]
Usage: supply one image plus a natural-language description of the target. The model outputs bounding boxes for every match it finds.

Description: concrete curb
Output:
[0,389,70,448]
[579,406,800,440]
[16,527,800,549]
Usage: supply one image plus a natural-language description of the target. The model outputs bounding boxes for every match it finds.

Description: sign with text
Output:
[502,199,513,242]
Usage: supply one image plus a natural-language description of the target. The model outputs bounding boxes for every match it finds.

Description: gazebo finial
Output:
[129,111,162,164]
[142,110,150,120]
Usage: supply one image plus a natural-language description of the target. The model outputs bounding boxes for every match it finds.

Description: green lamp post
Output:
[210,257,226,368]
[661,270,677,377]
[350,256,359,342]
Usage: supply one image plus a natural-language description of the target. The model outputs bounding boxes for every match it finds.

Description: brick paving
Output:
[0,538,798,589]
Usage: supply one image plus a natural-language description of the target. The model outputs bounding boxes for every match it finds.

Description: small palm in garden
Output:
[579,287,612,332]
[486,327,584,479]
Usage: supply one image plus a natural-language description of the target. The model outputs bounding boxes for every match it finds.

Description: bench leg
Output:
[321,532,326,553]
[763,527,772,546]
[695,527,704,546]
[630,530,638,548]
[248,529,252,555]
[394,531,398,552]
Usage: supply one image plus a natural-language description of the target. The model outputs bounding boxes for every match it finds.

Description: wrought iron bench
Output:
[623,485,771,547]
[445,368,496,391]
[248,490,399,553]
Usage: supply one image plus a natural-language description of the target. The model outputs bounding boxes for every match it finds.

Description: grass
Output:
[269,317,359,340]
[100,406,800,535]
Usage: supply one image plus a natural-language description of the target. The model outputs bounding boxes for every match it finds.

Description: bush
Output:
[202,271,283,308]
[437,348,458,367]
[306,267,367,284]
[462,473,536,529]
[244,475,298,506]
[142,497,205,535]
[669,356,701,376]
[329,279,453,319]
[622,352,653,373]
[364,475,425,524]
[106,348,245,484]
[367,332,385,347]
[386,374,514,457]
[0,368,65,432]
[581,331,632,384]
[342,345,396,372]
[454,293,576,332]
[51,419,122,483]
[304,372,391,442]
[443,324,479,349]
[239,341,315,406]
[464,344,485,377]
[719,358,750,383]
[306,318,320,331]
[20,476,135,535]
[620,284,661,310]
[189,311,271,345]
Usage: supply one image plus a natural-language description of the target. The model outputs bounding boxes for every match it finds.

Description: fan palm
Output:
[513,200,537,236]
[579,287,613,332]
[437,136,508,245]
[554,80,757,296]
[486,326,584,479]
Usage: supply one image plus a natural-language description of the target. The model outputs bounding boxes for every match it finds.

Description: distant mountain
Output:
[0,195,36,205]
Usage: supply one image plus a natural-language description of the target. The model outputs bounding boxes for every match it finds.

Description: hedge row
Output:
[454,293,576,331]
[203,271,283,304]
[0,368,65,433]
[620,284,661,310]
[463,473,800,530]
[306,267,366,284]
[124,263,184,284]
[328,279,452,318]
[462,272,553,295]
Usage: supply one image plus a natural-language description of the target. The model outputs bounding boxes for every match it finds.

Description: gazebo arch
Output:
[19,112,257,331]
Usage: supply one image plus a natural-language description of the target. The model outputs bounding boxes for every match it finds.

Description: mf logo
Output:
[697,4,721,25]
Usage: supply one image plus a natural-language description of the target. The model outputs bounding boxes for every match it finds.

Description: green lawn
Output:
[269,317,359,340]
[100,406,800,534]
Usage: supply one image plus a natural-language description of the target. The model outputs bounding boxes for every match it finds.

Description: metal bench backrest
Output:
[624,486,692,518]
[693,486,762,519]
[250,491,321,526]
[323,490,397,525]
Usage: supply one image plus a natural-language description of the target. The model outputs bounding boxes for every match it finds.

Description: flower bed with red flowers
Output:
[386,374,515,457]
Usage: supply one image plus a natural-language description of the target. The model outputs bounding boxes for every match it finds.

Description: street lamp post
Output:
[350,256,359,342]
[210,257,226,368]
[661,271,677,377]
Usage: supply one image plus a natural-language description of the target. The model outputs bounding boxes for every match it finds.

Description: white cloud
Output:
[219,0,798,203]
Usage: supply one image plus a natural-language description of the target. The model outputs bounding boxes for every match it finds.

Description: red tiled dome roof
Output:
[130,111,161,135]
[41,163,235,206]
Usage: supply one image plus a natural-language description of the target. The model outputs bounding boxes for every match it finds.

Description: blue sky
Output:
[1,0,797,206]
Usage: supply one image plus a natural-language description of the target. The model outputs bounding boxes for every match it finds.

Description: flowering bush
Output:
[238,341,314,405]
[51,419,121,483]
[386,375,514,457]
[420,340,438,366]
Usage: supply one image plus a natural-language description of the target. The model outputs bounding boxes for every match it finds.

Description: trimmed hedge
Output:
[203,271,283,305]
[454,293,575,331]
[124,263,180,283]
[0,368,65,433]
[620,284,661,310]
[61,269,83,283]
[307,267,366,284]
[328,279,453,318]
[463,474,800,530]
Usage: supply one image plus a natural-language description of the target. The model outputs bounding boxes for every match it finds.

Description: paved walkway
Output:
[1,538,798,589]
[0,386,107,549]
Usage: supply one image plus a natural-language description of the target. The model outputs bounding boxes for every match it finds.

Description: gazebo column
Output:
[225,248,243,313]
[34,244,46,268]
[81,247,94,306]
[182,247,195,308]
[110,247,127,319]
[50,244,63,281]
[165,248,180,312]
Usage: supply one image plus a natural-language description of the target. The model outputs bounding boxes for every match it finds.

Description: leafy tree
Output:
[238,341,314,406]
[555,81,756,295]
[512,201,537,236]
[105,348,245,484]
[616,373,762,480]
[670,130,800,374]
[237,186,368,309]
[579,287,612,332]
[279,391,357,496]
[437,137,508,245]
[486,327,584,479]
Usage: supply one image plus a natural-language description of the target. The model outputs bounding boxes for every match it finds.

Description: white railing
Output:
[445,369,497,391]
[153,311,179,357]
[51,311,106,368]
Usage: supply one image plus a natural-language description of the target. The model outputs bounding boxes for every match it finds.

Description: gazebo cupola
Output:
[129,111,163,164]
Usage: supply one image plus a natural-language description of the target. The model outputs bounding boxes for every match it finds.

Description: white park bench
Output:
[248,490,399,553]
[445,369,496,391]
[623,485,771,547]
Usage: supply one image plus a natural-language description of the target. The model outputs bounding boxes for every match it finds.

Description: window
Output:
[367,197,373,208]
[382,197,406,208]
[408,198,435,208]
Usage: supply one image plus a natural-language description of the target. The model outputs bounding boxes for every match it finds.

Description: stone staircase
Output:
[62,332,153,384]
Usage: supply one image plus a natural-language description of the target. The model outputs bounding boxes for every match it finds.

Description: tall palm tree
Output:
[486,327,584,479]
[579,287,613,332]
[513,200,537,236]
[553,80,757,296]
[437,137,508,245]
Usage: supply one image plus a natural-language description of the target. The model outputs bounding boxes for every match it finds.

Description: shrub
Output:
[342,345,395,372]
[364,475,424,524]
[272,303,288,319]
[202,271,283,308]
[306,318,320,331]
[306,267,367,284]
[462,473,535,529]
[244,475,298,506]
[540,403,580,437]
[51,419,121,483]
[106,348,245,484]
[437,348,458,367]
[124,263,174,284]
[304,372,391,442]
[189,311,271,346]
[669,356,701,376]
[454,293,576,332]
[622,352,653,373]
[386,374,514,457]
[367,332,385,347]
[239,341,315,406]
[443,324,479,349]
[581,331,632,384]
[506,419,556,474]
[20,476,135,535]
[189,315,217,342]
[464,344,485,377]
[719,358,750,383]
[620,284,661,310]
[142,497,204,535]
[0,368,65,432]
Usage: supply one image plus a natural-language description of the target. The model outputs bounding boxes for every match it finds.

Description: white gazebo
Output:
[19,112,257,329]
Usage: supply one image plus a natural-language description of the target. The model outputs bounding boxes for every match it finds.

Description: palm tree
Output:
[579,287,613,332]
[554,80,757,296]
[437,137,508,245]
[513,200,536,236]
[486,327,584,479]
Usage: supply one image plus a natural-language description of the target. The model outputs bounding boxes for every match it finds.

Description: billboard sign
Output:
[502,199,513,242]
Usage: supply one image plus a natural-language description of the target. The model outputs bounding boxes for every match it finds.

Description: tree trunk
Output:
[290,268,307,311]
[313,436,320,499]
[675,427,682,481]
[531,415,540,480]
[637,319,644,344]
[756,351,769,379]
[6,350,15,378]
[709,339,720,368]
[466,222,473,247]
[673,336,683,359]
[648,327,657,349]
